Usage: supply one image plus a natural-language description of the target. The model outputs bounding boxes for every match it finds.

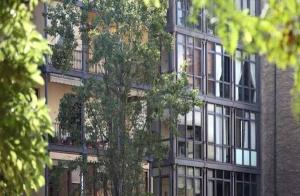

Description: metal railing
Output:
[48,45,83,71]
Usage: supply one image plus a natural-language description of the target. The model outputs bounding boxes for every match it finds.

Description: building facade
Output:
[32,0,300,196]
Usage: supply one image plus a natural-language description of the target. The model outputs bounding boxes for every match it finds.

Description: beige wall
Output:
[47,81,73,122]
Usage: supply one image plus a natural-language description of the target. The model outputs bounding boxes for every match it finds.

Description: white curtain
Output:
[250,62,256,88]
[215,54,222,96]
[235,51,242,100]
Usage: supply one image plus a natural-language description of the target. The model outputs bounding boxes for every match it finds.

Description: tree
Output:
[47,0,201,195]
[0,0,53,195]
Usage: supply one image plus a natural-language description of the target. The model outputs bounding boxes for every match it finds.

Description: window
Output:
[235,50,256,103]
[207,104,231,163]
[177,166,203,196]
[235,173,257,196]
[177,107,203,159]
[235,0,256,16]
[153,167,171,196]
[235,110,257,167]
[176,0,202,30]
[177,34,203,90]
[207,42,231,99]
[207,170,231,196]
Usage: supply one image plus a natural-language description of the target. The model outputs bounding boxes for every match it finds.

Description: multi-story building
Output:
[32,0,300,196]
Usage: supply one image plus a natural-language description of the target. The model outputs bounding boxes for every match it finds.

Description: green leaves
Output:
[190,0,300,119]
[0,0,53,195]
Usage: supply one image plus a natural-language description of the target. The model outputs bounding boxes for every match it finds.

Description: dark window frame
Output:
[207,42,232,99]
[206,103,232,163]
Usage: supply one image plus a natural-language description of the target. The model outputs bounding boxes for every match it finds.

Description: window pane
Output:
[208,80,215,95]
[178,176,185,196]
[236,119,242,147]
[224,147,231,163]
[178,124,185,138]
[224,55,231,82]
[244,183,250,196]
[216,116,222,145]
[178,166,185,175]
[208,115,215,142]
[236,182,243,196]
[207,180,214,196]
[243,121,249,148]
[195,179,202,196]
[207,45,214,78]
[153,177,159,196]
[187,47,193,75]
[177,0,185,26]
[177,44,185,72]
[187,178,194,196]
[194,49,201,76]
[162,177,170,196]
[224,182,230,196]
[250,0,256,15]
[251,151,257,166]
[187,141,193,158]
[236,149,243,165]
[207,104,214,112]
[251,184,257,196]
[216,147,222,162]
[235,0,241,10]
[244,150,250,166]
[187,167,193,176]
[195,111,202,141]
[223,117,230,145]
[195,144,202,159]
[208,144,215,160]
[195,168,201,176]
[178,141,186,157]
[216,180,223,196]
[250,122,256,150]
[216,53,222,81]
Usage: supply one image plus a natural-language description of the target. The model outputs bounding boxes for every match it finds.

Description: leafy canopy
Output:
[0,0,53,194]
[49,0,201,195]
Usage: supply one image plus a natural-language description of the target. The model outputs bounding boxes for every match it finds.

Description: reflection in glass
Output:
[236,149,243,165]
[207,180,214,196]
[208,115,215,142]
[187,178,194,196]
[195,179,201,196]
[216,116,222,144]
[216,147,222,162]
[208,144,214,160]
[244,150,250,166]
[178,176,185,196]
[251,151,257,166]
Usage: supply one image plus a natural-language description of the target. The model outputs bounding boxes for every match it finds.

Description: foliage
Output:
[53,0,201,195]
[45,1,80,70]
[0,0,53,195]
[188,0,300,117]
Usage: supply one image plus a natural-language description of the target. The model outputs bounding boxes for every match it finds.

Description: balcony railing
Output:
[47,45,104,74]
[49,122,81,146]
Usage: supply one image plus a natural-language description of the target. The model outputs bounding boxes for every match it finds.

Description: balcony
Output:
[46,45,103,76]
[49,122,81,146]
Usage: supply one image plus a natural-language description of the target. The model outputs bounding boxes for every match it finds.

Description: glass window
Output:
[207,42,231,99]
[207,170,232,196]
[177,108,203,159]
[235,109,257,167]
[177,34,203,90]
[207,104,231,163]
[176,0,203,30]
[235,50,257,103]
[177,166,203,196]
[235,173,257,196]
